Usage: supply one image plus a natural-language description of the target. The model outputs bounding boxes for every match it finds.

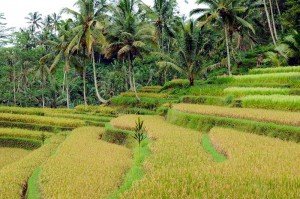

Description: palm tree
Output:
[191,0,254,76]
[32,64,51,108]
[275,30,300,65]
[40,21,74,108]
[105,0,155,99]
[26,12,43,32]
[51,13,62,33]
[0,13,12,46]
[156,20,219,86]
[63,0,108,104]
[140,0,176,51]
[139,0,177,83]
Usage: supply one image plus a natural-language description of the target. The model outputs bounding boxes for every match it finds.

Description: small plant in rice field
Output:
[133,117,147,147]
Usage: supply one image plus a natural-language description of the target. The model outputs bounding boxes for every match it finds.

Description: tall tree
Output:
[0,13,12,46]
[191,0,255,75]
[25,12,43,32]
[156,20,219,86]
[63,0,109,104]
[105,0,155,99]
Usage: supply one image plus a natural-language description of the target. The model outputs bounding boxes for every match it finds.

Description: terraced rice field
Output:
[111,115,300,198]
[0,148,30,169]
[173,103,300,126]
[40,127,131,198]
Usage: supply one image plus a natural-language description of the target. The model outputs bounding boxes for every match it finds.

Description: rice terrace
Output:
[0,0,300,198]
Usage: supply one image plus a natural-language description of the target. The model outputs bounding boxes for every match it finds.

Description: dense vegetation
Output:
[0,0,299,107]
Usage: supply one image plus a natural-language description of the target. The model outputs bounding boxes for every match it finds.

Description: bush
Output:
[167,109,300,142]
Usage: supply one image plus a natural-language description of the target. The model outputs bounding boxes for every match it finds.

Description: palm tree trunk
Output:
[122,60,129,91]
[224,25,232,76]
[41,67,45,108]
[268,0,278,40]
[65,71,70,109]
[189,73,195,86]
[83,66,88,106]
[274,0,283,32]
[92,51,107,104]
[263,0,277,45]
[128,56,140,101]
[127,56,134,91]
[13,64,16,106]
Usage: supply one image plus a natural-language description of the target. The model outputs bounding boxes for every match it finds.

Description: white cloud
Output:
[1,0,202,29]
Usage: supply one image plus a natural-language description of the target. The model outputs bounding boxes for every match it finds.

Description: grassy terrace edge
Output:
[104,123,150,199]
[167,109,300,142]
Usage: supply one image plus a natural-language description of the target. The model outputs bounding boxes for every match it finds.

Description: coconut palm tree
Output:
[191,0,255,76]
[26,12,43,32]
[275,30,300,65]
[156,20,220,86]
[40,21,74,108]
[105,0,155,99]
[63,0,109,104]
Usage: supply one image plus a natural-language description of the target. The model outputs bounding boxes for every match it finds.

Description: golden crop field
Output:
[40,127,132,198]
[111,115,212,198]
[111,115,300,198]
[0,113,85,127]
[0,135,65,199]
[0,148,30,169]
[0,128,52,140]
[208,127,300,198]
[173,103,300,126]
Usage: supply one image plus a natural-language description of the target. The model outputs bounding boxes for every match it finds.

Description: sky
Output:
[0,0,199,30]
